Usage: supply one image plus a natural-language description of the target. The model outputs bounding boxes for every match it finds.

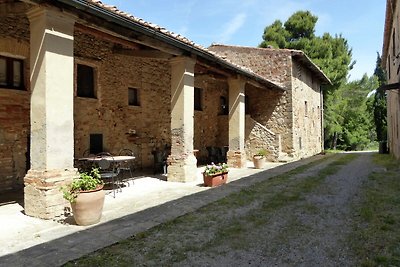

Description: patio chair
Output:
[97,155,121,198]
[118,148,135,185]
[206,146,219,164]
[152,145,170,174]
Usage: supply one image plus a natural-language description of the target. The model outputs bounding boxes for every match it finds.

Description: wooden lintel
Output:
[135,35,184,56]
[122,49,173,59]
[195,72,228,81]
[0,2,30,15]
[247,79,264,89]
[196,61,232,78]
[75,22,183,57]
[75,23,141,50]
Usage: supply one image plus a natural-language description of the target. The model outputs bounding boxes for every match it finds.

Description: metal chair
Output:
[97,155,121,198]
[152,145,170,174]
[206,146,219,164]
[118,148,135,185]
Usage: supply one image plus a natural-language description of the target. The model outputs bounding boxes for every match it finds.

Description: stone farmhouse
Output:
[382,0,400,158]
[0,0,330,220]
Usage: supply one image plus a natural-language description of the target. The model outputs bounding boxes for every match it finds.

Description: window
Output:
[90,134,103,154]
[0,55,24,90]
[194,87,202,111]
[128,87,140,106]
[77,64,95,98]
[220,96,229,115]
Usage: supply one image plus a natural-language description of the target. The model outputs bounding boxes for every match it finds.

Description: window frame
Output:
[76,63,96,98]
[219,96,229,115]
[128,87,140,106]
[0,55,25,90]
[194,87,203,111]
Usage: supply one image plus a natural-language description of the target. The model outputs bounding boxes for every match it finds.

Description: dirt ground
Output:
[68,152,378,267]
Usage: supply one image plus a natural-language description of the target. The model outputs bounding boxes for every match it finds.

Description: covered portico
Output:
[0,0,284,220]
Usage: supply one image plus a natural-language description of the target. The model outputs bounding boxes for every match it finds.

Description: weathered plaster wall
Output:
[0,14,30,192]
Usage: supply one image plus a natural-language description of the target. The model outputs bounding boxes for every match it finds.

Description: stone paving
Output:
[0,156,324,267]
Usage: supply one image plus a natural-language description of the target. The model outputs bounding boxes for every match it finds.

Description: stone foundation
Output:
[227,150,246,168]
[167,154,197,182]
[24,169,78,219]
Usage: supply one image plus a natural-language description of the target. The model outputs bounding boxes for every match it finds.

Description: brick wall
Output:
[0,13,30,192]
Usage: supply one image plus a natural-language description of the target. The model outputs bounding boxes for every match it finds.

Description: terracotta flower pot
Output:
[71,186,105,226]
[253,156,266,169]
[203,172,228,187]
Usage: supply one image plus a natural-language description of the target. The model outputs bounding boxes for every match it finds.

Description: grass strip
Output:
[350,154,400,267]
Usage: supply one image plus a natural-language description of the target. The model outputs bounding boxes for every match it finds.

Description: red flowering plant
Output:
[203,162,229,176]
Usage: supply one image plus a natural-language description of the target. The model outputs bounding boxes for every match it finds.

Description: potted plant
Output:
[203,162,229,187]
[61,168,105,226]
[253,148,268,169]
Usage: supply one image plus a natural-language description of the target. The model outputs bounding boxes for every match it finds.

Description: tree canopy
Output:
[259,10,355,91]
[324,75,377,150]
[371,53,387,142]
[259,10,388,150]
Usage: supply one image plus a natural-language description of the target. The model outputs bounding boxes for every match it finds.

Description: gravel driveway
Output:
[67,152,377,267]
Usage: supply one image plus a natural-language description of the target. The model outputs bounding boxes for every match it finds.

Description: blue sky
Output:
[104,0,385,81]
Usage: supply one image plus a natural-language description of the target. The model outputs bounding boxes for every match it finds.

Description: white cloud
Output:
[218,13,247,43]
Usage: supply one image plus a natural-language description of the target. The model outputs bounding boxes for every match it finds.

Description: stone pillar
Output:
[227,78,247,168]
[24,7,77,219]
[167,57,197,182]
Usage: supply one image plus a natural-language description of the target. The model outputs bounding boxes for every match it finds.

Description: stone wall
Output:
[245,83,291,156]
[74,29,171,169]
[208,45,295,157]
[291,59,323,158]
[209,45,325,160]
[194,76,229,163]
[0,13,31,192]
[384,2,400,159]
[245,115,279,161]
[208,45,293,86]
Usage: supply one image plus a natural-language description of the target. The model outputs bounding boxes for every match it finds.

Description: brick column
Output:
[227,78,247,168]
[167,57,197,182]
[24,7,77,219]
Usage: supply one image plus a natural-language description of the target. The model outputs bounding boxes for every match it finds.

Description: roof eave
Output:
[382,0,396,66]
[291,51,332,86]
[52,0,284,91]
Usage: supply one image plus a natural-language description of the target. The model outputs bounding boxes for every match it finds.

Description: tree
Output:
[325,75,377,150]
[259,11,354,91]
[372,53,387,141]
[259,10,356,149]
[284,11,318,41]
